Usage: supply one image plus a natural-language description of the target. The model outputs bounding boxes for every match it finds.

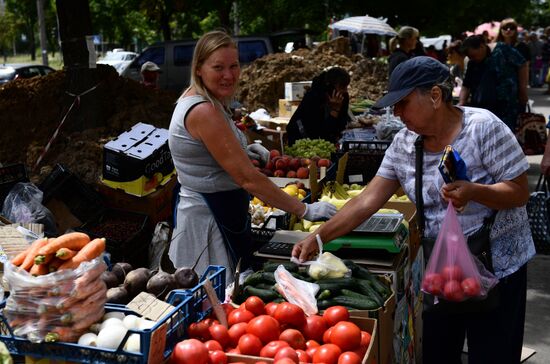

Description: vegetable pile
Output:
[171,299,372,364]
[4,232,108,343]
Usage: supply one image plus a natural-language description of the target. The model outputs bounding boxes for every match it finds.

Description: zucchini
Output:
[354,279,385,306]
[332,295,380,310]
[243,285,281,302]
[243,271,264,287]
[260,271,276,284]
[340,289,381,309]
[316,277,356,292]
[262,261,299,273]
[344,260,391,298]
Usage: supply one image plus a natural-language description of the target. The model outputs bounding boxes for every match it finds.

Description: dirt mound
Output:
[237,37,389,114]
[0,38,388,188]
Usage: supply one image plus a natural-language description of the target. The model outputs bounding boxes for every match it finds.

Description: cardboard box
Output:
[102,122,174,196]
[284,81,312,101]
[97,174,177,228]
[228,316,378,364]
[278,99,300,117]
[256,116,291,131]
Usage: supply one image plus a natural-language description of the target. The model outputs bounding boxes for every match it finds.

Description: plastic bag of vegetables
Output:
[291,234,351,280]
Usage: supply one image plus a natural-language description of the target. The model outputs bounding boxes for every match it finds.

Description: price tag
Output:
[127,291,175,322]
[203,278,228,327]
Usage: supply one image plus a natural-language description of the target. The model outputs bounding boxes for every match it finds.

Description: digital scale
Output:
[256,213,407,258]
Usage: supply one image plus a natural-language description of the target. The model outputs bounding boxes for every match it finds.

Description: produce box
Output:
[256,115,291,130]
[284,81,312,101]
[331,140,391,184]
[278,99,300,118]
[227,317,378,364]
[0,291,194,364]
[77,208,151,268]
[101,122,175,197]
[40,164,105,233]
[97,174,177,229]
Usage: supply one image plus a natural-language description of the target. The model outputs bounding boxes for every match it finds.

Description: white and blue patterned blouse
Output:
[377,106,536,279]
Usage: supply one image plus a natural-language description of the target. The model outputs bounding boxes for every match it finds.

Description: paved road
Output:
[522,86,550,364]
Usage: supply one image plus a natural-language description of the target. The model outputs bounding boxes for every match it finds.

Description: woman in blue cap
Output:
[292,56,535,363]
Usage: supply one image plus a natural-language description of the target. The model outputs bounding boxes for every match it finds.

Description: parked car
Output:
[121,36,275,92]
[97,49,138,74]
[0,63,56,85]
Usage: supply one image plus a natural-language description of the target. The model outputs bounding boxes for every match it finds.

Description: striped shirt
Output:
[377,106,536,278]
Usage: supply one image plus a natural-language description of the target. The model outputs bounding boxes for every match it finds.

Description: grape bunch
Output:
[285,138,336,159]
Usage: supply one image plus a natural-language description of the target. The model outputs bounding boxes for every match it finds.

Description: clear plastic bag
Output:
[422,203,498,303]
[290,235,351,280]
[1,182,57,236]
[274,265,320,315]
[3,256,107,343]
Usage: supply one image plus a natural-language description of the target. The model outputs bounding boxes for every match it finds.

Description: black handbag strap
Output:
[414,135,425,237]
[536,174,549,193]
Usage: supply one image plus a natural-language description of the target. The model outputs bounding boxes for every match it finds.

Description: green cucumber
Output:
[243,285,281,302]
[317,289,332,300]
[332,295,380,310]
[354,279,385,306]
[262,261,299,272]
[316,277,356,292]
[340,289,381,309]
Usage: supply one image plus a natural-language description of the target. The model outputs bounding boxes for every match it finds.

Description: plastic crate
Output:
[0,164,29,209]
[77,208,151,268]
[39,163,105,224]
[167,265,226,323]
[332,140,391,184]
[251,211,291,243]
[0,291,193,364]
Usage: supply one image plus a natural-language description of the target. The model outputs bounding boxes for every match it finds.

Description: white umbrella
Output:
[329,15,397,37]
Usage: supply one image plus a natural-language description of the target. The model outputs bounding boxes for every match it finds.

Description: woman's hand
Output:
[327,89,345,114]
[291,235,320,263]
[440,180,473,210]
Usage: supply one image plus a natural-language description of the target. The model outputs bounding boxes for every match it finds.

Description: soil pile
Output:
[0,37,388,187]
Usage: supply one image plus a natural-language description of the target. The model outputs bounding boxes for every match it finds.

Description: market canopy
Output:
[330,15,397,36]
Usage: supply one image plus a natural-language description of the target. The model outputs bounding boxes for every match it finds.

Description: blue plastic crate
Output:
[0,291,193,363]
[167,265,226,324]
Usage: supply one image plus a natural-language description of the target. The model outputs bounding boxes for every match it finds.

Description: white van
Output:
[121,36,274,92]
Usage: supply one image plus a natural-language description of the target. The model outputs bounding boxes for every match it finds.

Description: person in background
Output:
[496,18,531,76]
[140,61,161,89]
[447,40,467,81]
[292,56,534,364]
[459,34,528,131]
[527,32,544,87]
[540,34,550,94]
[286,67,351,146]
[168,31,336,282]
[388,26,420,75]
[425,45,439,60]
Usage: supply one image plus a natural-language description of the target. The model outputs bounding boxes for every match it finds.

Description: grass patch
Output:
[2,53,64,70]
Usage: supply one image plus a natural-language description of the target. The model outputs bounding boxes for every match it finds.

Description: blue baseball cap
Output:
[373,56,451,109]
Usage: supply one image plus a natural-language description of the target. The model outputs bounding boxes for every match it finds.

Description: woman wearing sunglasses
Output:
[496,18,531,69]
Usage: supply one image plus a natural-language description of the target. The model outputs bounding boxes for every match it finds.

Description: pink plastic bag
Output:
[422,203,498,303]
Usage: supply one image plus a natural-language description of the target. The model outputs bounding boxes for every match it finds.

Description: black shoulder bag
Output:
[415,136,499,313]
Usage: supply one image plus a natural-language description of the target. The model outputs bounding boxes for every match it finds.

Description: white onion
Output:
[124,333,141,353]
[102,312,125,321]
[100,317,123,331]
[97,325,128,350]
[138,318,156,330]
[77,332,98,347]
[122,315,141,330]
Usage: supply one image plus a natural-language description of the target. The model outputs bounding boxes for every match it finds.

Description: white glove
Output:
[246,143,270,165]
[302,202,337,221]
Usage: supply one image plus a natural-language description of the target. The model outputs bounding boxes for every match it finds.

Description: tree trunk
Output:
[160,7,171,41]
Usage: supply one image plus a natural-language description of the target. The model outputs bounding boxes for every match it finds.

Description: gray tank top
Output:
[168,95,248,193]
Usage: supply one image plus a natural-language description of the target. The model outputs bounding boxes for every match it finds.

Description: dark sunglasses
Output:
[502,26,517,31]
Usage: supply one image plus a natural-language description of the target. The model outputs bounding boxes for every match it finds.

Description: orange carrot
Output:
[55,247,77,260]
[10,246,31,266]
[30,263,50,276]
[20,238,49,271]
[34,253,54,265]
[58,238,106,271]
[38,232,90,256]
[45,327,82,343]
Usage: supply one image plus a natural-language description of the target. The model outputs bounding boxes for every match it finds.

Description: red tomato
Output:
[237,334,263,356]
[323,326,334,344]
[244,296,266,316]
[171,339,209,364]
[422,272,445,296]
[274,302,306,328]
[208,349,227,364]
[202,318,219,327]
[274,346,299,363]
[265,302,279,317]
[228,308,255,326]
[461,277,481,297]
[302,314,328,342]
[279,328,306,350]
[208,324,230,349]
[306,346,318,359]
[442,265,463,282]
[204,340,223,352]
[246,315,281,344]
[323,306,350,326]
[227,322,248,347]
[329,321,361,351]
[220,303,235,317]
[352,345,367,360]
[443,280,465,302]
[259,340,290,358]
[306,339,320,349]
[273,359,297,364]
[226,347,240,354]
[360,331,372,347]
[187,321,211,341]
[312,343,342,364]
[296,349,310,363]
[338,351,362,364]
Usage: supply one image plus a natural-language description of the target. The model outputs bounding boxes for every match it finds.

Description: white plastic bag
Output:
[274,265,320,315]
